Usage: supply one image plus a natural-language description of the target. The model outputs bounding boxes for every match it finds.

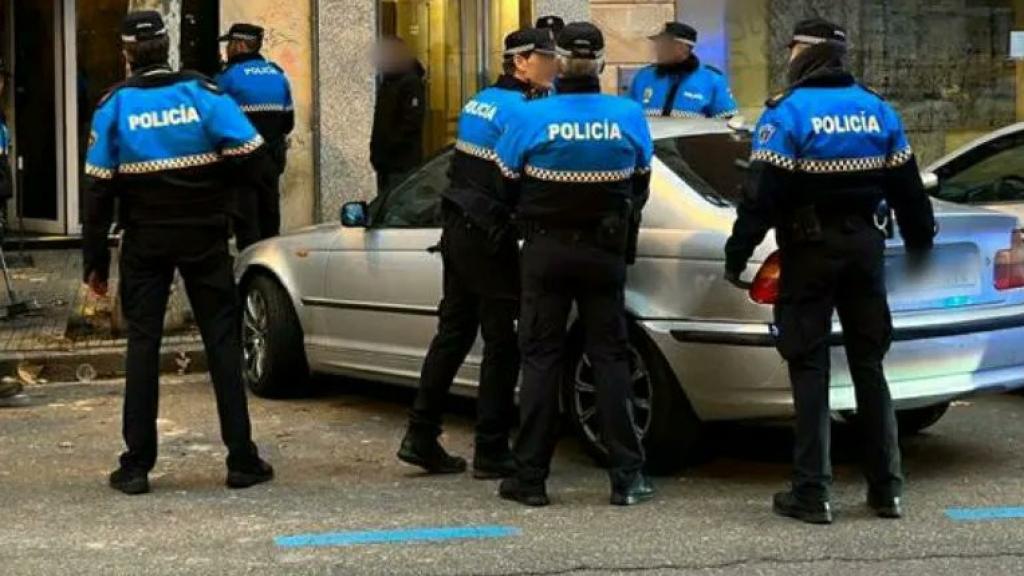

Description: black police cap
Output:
[649,22,698,46]
[219,23,265,43]
[121,11,167,43]
[556,22,605,60]
[535,15,566,34]
[789,18,847,48]
[504,28,556,58]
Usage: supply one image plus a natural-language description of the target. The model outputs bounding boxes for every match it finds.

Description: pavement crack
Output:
[470,549,1024,575]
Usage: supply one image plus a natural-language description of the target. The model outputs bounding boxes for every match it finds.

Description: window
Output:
[370,150,451,228]
[654,133,752,207]
[933,133,1024,204]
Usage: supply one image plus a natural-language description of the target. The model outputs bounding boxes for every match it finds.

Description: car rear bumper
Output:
[643,307,1024,421]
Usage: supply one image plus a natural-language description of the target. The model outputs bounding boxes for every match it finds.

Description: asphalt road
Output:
[3,376,1024,575]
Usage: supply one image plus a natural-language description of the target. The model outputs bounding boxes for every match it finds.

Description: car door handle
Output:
[426,244,441,254]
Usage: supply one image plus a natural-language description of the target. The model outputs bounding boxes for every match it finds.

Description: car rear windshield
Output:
[654,132,752,207]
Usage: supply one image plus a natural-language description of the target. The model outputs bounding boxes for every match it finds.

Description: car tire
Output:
[563,322,703,475]
[896,402,950,436]
[242,274,309,398]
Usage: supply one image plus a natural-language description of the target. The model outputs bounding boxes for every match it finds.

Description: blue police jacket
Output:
[0,114,10,201]
[445,75,534,228]
[724,69,936,274]
[217,53,294,145]
[496,75,654,227]
[628,57,738,119]
[83,65,264,279]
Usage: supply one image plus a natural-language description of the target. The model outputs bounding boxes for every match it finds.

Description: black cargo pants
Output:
[410,206,520,453]
[235,146,284,251]
[514,233,645,491]
[118,225,258,472]
[774,219,902,503]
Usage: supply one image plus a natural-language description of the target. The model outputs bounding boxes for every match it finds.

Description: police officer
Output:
[495,22,654,507]
[535,15,565,41]
[397,28,557,479]
[0,65,10,206]
[83,11,273,495]
[628,22,738,119]
[217,23,294,250]
[724,19,936,524]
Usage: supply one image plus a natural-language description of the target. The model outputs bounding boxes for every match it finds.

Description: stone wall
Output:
[766,0,1019,162]
[535,0,589,23]
[592,0,675,94]
[315,0,377,221]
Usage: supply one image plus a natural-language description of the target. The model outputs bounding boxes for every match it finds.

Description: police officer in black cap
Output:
[397,28,557,479]
[724,18,936,524]
[495,22,654,507]
[628,22,738,119]
[217,23,295,250]
[535,15,565,41]
[84,11,273,495]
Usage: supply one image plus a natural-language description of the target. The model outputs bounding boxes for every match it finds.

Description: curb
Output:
[0,343,208,383]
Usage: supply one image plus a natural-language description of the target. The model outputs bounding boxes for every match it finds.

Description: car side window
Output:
[371,151,450,228]
[934,133,1024,204]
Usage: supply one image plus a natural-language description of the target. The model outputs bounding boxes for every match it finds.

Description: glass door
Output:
[11,0,65,234]
[379,0,529,159]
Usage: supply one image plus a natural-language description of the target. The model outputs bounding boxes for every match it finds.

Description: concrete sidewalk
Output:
[0,249,204,383]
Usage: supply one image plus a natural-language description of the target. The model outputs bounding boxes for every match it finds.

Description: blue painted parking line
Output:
[275,525,521,548]
[946,507,1024,522]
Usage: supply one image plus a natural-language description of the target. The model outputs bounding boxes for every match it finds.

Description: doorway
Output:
[12,0,63,233]
[379,0,531,158]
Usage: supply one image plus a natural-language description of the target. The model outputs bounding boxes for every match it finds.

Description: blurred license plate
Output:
[886,244,981,307]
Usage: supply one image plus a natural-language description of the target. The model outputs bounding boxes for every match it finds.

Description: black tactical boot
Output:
[472,443,517,480]
[773,490,833,525]
[227,457,275,489]
[109,467,150,496]
[868,491,903,519]
[611,473,656,506]
[397,428,467,474]
[499,477,550,507]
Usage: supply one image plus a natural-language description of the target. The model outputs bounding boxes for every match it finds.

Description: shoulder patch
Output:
[858,83,886,100]
[703,64,724,76]
[765,90,793,108]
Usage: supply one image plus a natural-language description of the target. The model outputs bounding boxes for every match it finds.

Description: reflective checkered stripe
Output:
[119,152,221,175]
[887,147,914,168]
[85,163,115,180]
[643,109,664,118]
[637,166,652,175]
[222,135,265,157]
[524,165,636,183]
[496,158,520,180]
[669,110,708,119]
[455,139,496,162]
[796,156,888,174]
[713,109,739,119]
[750,150,797,171]
[240,103,293,113]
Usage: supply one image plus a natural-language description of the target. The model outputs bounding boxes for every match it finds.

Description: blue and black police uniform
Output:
[84,12,271,488]
[399,28,554,478]
[217,23,294,249]
[724,19,936,523]
[0,109,11,208]
[628,22,738,119]
[495,23,654,506]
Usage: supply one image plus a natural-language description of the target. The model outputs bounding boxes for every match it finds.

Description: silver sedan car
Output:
[236,118,1024,473]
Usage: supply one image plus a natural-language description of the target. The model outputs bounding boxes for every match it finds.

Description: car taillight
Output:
[995,229,1024,291]
[749,251,782,304]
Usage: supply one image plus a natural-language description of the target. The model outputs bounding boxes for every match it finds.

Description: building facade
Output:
[3,0,1022,235]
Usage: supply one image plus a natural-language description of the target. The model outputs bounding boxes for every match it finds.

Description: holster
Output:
[596,201,632,258]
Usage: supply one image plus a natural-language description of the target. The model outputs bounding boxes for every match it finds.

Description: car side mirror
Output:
[920,172,939,191]
[341,201,369,228]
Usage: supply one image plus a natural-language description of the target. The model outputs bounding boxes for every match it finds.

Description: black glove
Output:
[724,268,752,290]
[905,249,930,279]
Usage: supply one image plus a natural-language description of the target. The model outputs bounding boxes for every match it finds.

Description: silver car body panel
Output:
[237,118,1024,421]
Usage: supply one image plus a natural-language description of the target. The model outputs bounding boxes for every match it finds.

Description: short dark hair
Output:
[125,36,170,68]
[502,58,516,76]
[233,37,263,54]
